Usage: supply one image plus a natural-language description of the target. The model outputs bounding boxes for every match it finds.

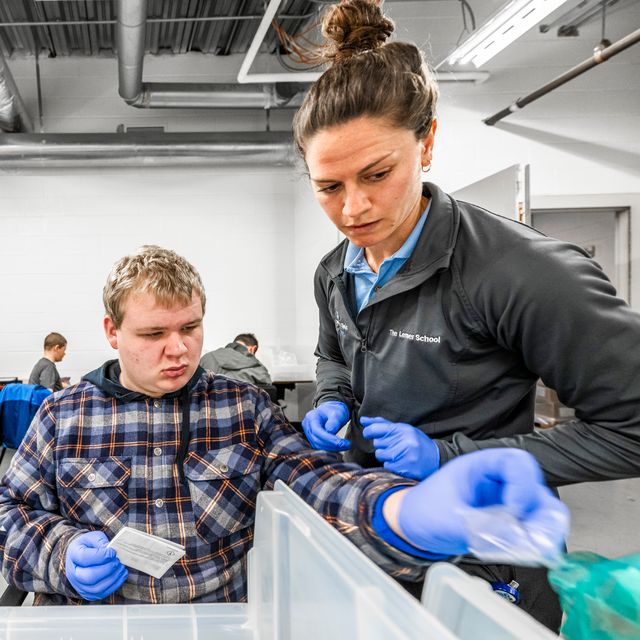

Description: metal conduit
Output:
[116,0,147,103]
[115,0,299,109]
[0,13,317,28]
[484,28,640,126]
[127,83,296,109]
[0,51,33,133]
[0,131,294,168]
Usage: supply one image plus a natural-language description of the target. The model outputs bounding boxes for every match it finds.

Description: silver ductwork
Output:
[0,52,34,133]
[116,0,147,103]
[0,131,294,168]
[124,83,301,109]
[116,0,304,109]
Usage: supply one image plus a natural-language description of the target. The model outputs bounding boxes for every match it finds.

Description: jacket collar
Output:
[320,182,460,287]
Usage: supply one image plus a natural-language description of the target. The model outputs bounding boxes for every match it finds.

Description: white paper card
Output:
[107,527,185,579]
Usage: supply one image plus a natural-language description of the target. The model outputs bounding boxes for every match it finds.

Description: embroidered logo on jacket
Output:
[389,329,441,343]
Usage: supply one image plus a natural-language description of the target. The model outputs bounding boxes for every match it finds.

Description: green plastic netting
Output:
[548,551,640,640]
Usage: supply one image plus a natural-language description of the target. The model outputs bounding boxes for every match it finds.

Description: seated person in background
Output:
[200,333,272,386]
[28,332,68,392]
[0,246,567,605]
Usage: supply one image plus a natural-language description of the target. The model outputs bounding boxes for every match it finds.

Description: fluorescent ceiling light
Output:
[447,0,570,68]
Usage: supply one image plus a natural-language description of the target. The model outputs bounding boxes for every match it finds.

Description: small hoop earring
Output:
[422,163,431,173]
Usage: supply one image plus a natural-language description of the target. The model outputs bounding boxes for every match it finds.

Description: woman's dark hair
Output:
[293,0,439,158]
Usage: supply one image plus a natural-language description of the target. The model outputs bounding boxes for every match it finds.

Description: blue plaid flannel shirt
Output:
[0,371,427,605]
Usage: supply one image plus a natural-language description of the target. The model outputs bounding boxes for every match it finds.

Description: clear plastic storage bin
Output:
[0,481,558,639]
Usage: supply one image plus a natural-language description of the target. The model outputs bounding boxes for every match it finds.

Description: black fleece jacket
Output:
[313,182,640,486]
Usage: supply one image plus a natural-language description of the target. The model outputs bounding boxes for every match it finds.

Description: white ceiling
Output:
[387,0,639,72]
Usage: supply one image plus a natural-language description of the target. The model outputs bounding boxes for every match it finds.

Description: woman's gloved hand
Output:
[362,416,440,480]
[302,401,351,451]
[65,530,128,601]
[387,449,569,560]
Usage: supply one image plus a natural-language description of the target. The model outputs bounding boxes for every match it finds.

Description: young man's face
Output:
[104,291,204,398]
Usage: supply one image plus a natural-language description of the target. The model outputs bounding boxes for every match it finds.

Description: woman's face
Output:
[305,116,436,258]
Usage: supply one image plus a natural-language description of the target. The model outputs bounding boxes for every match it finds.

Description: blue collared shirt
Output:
[344,202,431,313]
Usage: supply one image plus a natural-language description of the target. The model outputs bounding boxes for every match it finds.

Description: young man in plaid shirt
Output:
[0,246,567,605]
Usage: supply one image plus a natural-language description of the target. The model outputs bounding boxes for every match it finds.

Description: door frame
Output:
[450,164,529,222]
[531,206,631,303]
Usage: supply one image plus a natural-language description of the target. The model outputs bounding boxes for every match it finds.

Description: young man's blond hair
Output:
[103,245,206,328]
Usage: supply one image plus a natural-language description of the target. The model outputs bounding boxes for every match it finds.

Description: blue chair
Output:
[0,383,49,607]
[0,383,51,464]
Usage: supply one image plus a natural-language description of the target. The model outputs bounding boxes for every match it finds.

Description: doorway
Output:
[530,207,631,302]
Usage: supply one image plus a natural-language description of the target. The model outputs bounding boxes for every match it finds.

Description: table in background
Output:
[272,379,315,431]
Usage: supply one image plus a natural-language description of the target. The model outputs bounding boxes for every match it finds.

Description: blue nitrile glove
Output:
[65,530,128,601]
[302,401,350,451]
[396,449,569,558]
[361,416,440,480]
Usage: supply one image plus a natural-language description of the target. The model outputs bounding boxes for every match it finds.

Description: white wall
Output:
[1,53,312,383]
[0,166,297,382]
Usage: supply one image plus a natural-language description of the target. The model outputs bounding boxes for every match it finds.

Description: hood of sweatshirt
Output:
[211,342,261,372]
[82,359,204,401]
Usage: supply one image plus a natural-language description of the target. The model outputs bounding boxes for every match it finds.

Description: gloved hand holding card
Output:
[107,527,185,579]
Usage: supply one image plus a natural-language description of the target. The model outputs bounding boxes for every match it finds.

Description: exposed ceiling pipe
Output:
[0,131,293,168]
[124,83,301,109]
[0,13,315,28]
[115,0,484,107]
[0,51,34,133]
[539,0,633,35]
[116,0,147,103]
[484,27,640,126]
[115,0,303,109]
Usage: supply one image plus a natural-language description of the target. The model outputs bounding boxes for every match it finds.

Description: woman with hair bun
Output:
[297,0,640,631]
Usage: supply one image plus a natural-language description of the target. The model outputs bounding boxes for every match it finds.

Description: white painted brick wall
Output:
[0,166,299,383]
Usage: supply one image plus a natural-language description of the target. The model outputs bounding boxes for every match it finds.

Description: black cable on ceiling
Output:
[456,0,476,47]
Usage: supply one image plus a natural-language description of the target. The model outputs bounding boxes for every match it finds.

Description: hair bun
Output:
[322,0,395,62]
